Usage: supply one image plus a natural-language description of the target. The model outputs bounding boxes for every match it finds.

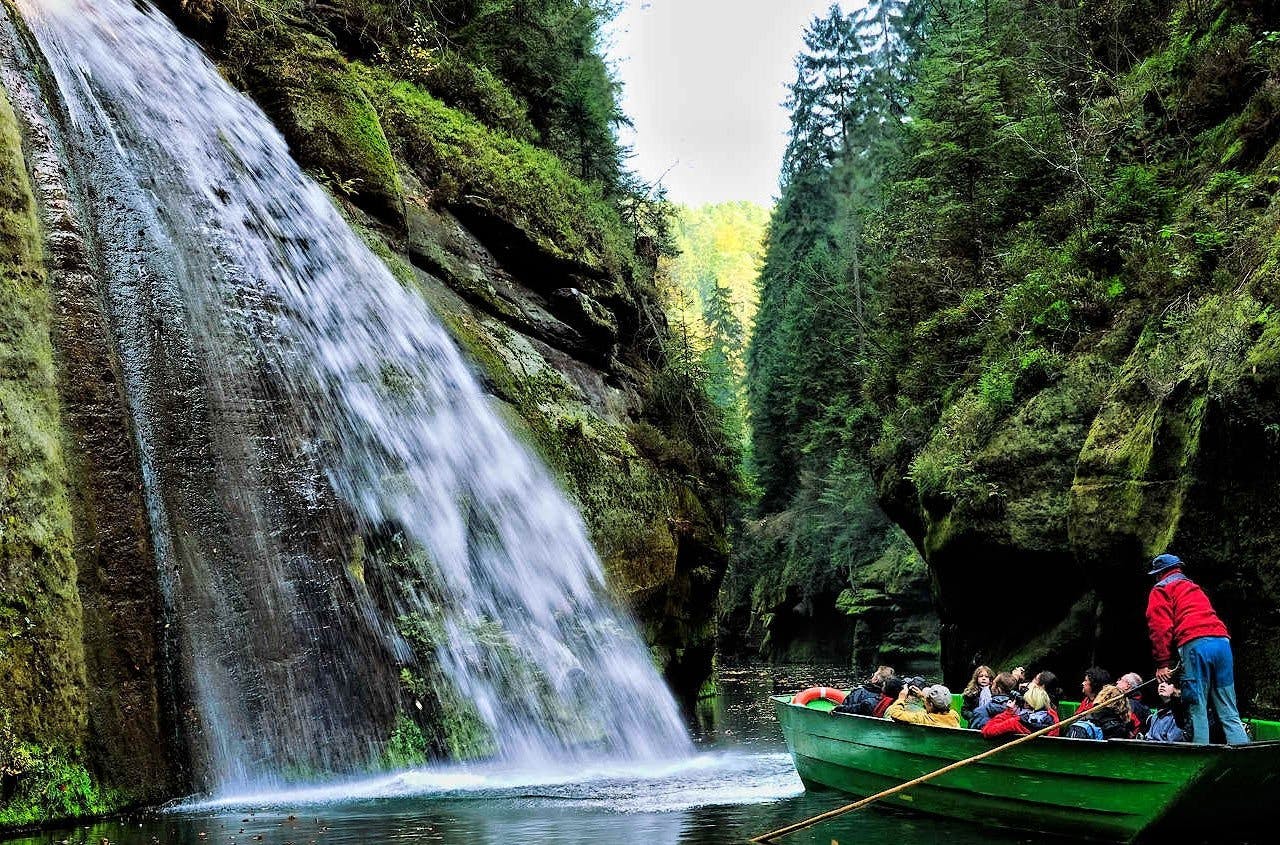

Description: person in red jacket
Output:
[980,686,1059,739]
[1145,553,1249,745]
[872,677,906,717]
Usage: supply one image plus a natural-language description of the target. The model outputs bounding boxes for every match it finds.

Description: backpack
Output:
[1066,721,1104,740]
[1020,709,1058,733]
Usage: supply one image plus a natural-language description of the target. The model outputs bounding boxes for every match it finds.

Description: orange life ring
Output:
[791,686,847,706]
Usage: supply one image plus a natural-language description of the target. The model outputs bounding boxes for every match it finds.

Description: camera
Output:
[903,676,927,693]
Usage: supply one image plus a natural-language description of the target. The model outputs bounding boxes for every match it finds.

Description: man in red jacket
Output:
[1146,553,1249,744]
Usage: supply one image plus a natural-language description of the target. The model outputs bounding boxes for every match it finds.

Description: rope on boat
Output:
[748,668,1174,844]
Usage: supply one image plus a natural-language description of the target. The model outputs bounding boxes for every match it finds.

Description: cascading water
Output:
[6,0,691,793]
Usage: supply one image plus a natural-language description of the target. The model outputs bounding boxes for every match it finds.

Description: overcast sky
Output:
[610,0,853,208]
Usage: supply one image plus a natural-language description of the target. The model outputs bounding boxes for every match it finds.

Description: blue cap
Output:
[1148,553,1183,576]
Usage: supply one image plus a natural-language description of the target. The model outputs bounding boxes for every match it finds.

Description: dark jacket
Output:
[961,688,990,723]
[1145,693,1190,742]
[1080,708,1136,740]
[1129,694,1152,726]
[1146,709,1188,743]
[832,683,883,716]
[966,694,1012,730]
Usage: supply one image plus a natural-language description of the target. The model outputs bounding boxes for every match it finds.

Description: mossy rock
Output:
[228,26,403,223]
[357,66,632,281]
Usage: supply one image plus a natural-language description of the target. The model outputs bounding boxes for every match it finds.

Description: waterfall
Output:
[6,0,691,793]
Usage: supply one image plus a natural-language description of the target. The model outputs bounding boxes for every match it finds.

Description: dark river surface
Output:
[11,664,1053,845]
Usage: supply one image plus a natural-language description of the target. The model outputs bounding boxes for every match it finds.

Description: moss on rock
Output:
[0,86,123,827]
[227,26,403,221]
[357,66,631,278]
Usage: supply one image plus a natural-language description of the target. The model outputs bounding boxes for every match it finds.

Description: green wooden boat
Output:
[773,693,1280,841]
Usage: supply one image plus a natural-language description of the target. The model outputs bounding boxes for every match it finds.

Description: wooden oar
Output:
[749,671,1173,844]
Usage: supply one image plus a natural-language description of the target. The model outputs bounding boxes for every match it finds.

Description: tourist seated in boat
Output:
[831,665,895,716]
[965,671,1018,730]
[1067,684,1140,739]
[885,683,960,728]
[979,685,1060,739]
[961,665,994,723]
[1077,666,1111,713]
[873,676,906,717]
[1117,672,1152,725]
[1028,670,1062,708]
[1145,680,1190,742]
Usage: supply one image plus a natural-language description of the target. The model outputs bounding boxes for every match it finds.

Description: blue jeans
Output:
[1179,636,1250,745]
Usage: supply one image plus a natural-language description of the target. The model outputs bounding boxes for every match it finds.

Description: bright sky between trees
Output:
[611,0,855,208]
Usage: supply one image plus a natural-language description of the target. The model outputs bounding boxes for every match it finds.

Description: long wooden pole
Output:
[749,672,1171,844]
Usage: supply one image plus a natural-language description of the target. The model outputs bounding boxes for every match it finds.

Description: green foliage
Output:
[746,0,1280,677]
[415,0,629,189]
[661,202,771,471]
[227,26,404,216]
[359,66,631,273]
[389,46,538,142]
[0,715,115,828]
[0,88,89,805]
[728,1,939,665]
[381,713,429,769]
[387,611,499,763]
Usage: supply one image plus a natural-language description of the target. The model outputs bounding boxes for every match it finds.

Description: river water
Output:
[7,665,1048,845]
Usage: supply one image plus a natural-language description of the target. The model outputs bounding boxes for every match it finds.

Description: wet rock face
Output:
[885,292,1280,710]
[162,11,729,697]
[0,1,728,825]
[0,19,179,816]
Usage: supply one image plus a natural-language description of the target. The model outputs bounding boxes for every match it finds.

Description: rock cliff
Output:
[868,2,1280,709]
[0,0,731,826]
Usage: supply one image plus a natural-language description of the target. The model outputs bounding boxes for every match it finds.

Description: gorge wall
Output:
[747,0,1280,706]
[860,0,1280,706]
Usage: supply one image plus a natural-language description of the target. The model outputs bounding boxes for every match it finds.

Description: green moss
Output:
[228,27,403,219]
[356,65,631,275]
[389,46,537,143]
[0,85,88,789]
[0,725,118,829]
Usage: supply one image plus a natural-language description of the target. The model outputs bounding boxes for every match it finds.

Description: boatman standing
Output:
[1145,553,1250,744]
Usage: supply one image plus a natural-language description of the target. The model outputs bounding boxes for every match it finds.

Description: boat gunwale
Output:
[771,694,1280,752]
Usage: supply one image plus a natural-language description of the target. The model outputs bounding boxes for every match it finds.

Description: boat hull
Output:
[774,696,1280,842]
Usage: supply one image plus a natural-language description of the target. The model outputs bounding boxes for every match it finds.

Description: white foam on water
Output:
[174,752,803,814]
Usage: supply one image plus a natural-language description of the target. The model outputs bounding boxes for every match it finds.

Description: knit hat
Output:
[1147,553,1183,576]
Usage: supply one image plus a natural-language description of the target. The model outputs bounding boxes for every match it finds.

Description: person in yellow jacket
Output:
[885,683,961,728]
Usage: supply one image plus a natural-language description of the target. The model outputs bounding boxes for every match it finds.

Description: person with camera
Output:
[884,682,960,729]
[979,685,1060,739]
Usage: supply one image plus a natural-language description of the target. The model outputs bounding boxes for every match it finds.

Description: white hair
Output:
[1120,672,1143,691]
